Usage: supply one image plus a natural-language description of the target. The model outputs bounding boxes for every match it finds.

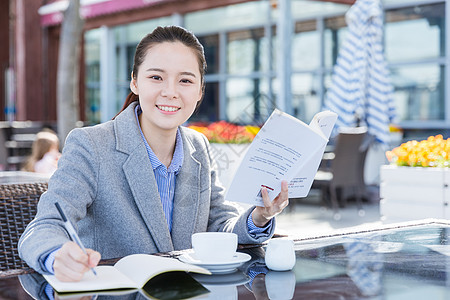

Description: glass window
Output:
[291,73,321,123]
[259,34,272,73]
[260,26,276,72]
[85,29,101,124]
[390,64,444,121]
[114,17,173,44]
[385,3,445,62]
[324,63,444,123]
[324,16,348,69]
[292,20,320,71]
[85,85,100,125]
[291,0,349,19]
[85,54,100,83]
[226,78,272,124]
[114,44,135,114]
[115,44,134,86]
[323,72,333,91]
[190,82,219,123]
[227,29,268,74]
[185,2,270,34]
[382,0,438,6]
[198,35,219,74]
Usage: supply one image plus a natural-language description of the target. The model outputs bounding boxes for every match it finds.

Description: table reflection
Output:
[3,221,450,299]
[343,241,383,297]
[192,271,250,299]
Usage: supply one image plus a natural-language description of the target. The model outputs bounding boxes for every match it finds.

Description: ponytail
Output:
[113,92,139,119]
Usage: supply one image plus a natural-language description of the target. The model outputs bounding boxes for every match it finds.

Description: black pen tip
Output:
[54,202,67,222]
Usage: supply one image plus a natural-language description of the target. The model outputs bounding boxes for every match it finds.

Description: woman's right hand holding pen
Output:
[53,241,101,282]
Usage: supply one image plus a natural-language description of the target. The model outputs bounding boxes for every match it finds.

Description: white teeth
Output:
[157,105,179,112]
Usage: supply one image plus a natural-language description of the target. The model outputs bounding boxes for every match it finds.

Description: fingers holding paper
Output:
[252,180,289,227]
[53,241,101,282]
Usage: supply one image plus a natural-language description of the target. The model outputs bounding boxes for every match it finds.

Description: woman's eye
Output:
[180,79,193,84]
[150,75,162,80]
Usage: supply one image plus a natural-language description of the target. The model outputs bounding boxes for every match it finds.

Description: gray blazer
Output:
[18,102,274,274]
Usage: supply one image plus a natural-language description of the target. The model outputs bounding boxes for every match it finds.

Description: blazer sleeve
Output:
[18,128,100,274]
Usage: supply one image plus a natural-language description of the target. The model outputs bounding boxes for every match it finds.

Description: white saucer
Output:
[179,252,251,274]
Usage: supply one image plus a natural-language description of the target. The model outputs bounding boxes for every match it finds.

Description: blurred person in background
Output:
[22,130,61,175]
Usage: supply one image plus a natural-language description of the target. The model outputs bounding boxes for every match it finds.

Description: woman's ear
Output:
[130,75,138,95]
[130,79,139,95]
[197,83,204,103]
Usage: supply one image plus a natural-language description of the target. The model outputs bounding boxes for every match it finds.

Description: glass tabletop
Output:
[3,220,450,299]
[289,221,450,299]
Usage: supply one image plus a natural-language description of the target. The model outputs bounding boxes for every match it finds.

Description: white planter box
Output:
[380,165,450,223]
[209,143,250,190]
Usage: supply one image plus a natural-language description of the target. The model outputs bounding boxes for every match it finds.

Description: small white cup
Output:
[192,232,238,262]
[265,238,296,271]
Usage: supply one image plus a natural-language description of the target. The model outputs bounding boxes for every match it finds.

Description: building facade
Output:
[7,0,450,140]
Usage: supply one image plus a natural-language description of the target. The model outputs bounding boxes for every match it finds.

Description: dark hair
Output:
[115,26,207,117]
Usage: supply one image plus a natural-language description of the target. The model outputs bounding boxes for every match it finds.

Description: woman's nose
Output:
[161,80,179,99]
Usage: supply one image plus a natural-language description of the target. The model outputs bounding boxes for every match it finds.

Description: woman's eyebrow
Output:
[145,68,164,73]
[144,68,196,78]
[180,71,196,78]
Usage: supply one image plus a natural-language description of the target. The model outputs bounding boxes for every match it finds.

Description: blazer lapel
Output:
[123,151,174,253]
[171,129,202,250]
[115,103,174,253]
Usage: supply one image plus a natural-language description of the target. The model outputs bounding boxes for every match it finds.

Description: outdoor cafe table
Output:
[2,220,450,299]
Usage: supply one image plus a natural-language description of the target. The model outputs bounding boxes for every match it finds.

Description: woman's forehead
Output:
[139,42,201,74]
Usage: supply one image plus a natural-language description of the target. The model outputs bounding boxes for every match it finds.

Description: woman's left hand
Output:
[252,180,289,227]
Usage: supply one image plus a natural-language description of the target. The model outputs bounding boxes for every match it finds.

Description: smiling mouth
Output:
[156,105,180,112]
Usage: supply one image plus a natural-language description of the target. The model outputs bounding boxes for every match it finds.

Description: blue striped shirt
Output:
[135,105,182,232]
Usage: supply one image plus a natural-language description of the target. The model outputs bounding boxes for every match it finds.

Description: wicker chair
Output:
[313,127,368,220]
[0,182,48,272]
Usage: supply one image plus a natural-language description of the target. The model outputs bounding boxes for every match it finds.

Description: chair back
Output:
[330,127,368,187]
[0,182,47,272]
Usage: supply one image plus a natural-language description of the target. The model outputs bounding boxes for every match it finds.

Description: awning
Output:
[38,0,168,27]
[39,0,356,27]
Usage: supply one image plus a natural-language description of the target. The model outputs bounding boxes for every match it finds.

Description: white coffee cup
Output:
[192,232,238,262]
[265,238,296,271]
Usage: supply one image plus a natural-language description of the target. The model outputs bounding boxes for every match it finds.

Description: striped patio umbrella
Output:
[324,0,396,147]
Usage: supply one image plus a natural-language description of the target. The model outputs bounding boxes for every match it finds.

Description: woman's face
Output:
[130,41,203,135]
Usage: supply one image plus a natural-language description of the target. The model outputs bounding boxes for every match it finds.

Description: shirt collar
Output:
[134,105,183,173]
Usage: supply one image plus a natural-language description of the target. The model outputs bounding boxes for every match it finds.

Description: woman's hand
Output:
[53,241,101,282]
[252,180,289,227]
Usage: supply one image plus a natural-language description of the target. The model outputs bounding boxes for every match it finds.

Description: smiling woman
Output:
[18,25,290,284]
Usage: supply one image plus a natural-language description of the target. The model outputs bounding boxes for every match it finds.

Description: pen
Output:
[54,202,97,276]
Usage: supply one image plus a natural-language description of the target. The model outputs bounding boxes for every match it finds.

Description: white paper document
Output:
[288,109,338,198]
[225,109,337,206]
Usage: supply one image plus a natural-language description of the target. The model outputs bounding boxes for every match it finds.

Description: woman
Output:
[18,26,289,282]
[22,130,61,175]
